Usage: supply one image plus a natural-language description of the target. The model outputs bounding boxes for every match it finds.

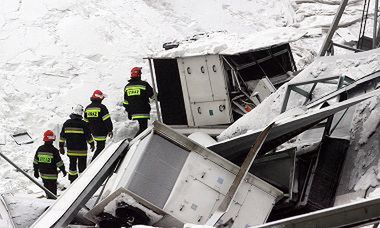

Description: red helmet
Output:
[91,90,105,100]
[131,67,142,78]
[43,130,56,142]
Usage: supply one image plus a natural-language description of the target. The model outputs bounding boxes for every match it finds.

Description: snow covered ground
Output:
[0,0,376,216]
[0,0,301,196]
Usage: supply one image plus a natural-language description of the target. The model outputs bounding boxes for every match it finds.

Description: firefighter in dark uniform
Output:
[59,104,94,183]
[123,67,154,137]
[33,130,67,199]
[84,90,113,161]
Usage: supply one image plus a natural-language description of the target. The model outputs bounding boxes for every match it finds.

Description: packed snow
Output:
[0,0,379,226]
[151,27,307,58]
[104,193,163,225]
[2,194,53,228]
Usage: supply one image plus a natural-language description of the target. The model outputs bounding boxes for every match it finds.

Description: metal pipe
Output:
[358,0,369,49]
[374,0,379,48]
[147,58,162,122]
[329,108,349,135]
[319,0,349,56]
[206,122,275,226]
[0,151,56,199]
[92,171,112,207]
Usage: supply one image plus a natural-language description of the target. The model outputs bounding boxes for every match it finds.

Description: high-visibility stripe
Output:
[84,118,89,123]
[68,170,78,176]
[37,152,53,156]
[41,176,58,180]
[87,138,94,144]
[56,161,64,167]
[93,136,107,141]
[123,101,128,105]
[40,173,58,180]
[33,159,38,164]
[67,153,87,156]
[132,114,150,119]
[65,127,84,131]
[65,130,84,134]
[67,150,87,156]
[59,138,66,143]
[102,114,110,121]
[125,85,146,91]
[86,107,101,111]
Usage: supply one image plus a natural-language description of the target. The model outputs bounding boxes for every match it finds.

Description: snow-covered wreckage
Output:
[145,29,304,135]
[3,36,380,227]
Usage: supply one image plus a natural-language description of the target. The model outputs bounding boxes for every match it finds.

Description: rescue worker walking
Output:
[84,90,113,161]
[123,67,154,137]
[59,105,94,183]
[33,130,67,199]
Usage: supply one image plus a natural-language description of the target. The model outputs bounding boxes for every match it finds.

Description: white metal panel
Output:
[254,77,276,102]
[164,152,279,227]
[205,55,229,101]
[187,132,217,147]
[166,178,220,224]
[190,100,232,126]
[102,137,145,198]
[181,56,213,103]
[233,185,277,227]
[219,201,242,225]
[163,152,230,224]
[177,59,195,126]
[177,55,233,127]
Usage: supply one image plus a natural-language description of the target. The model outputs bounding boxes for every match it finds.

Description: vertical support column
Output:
[281,85,292,113]
[374,0,379,48]
[148,58,162,122]
[319,0,349,56]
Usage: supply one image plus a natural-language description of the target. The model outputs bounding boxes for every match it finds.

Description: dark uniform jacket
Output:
[33,143,65,180]
[59,114,94,156]
[84,99,113,141]
[123,78,154,120]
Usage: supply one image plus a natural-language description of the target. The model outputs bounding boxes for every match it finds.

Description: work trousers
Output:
[68,156,87,183]
[42,179,57,199]
[135,118,148,137]
[92,140,106,161]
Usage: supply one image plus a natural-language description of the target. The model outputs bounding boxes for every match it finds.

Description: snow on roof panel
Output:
[149,28,306,58]
[209,89,380,158]
[218,48,380,141]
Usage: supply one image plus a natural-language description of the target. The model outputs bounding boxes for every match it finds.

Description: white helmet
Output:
[72,104,84,116]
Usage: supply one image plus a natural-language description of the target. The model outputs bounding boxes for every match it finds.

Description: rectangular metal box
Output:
[102,122,283,227]
[177,55,233,126]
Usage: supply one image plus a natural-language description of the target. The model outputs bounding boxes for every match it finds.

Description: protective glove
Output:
[90,143,95,152]
[108,131,113,138]
[34,171,39,179]
[59,147,65,155]
[62,170,67,177]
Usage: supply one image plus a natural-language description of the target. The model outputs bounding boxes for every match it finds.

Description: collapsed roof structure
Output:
[18,64,380,227]
[145,29,305,135]
[2,31,380,228]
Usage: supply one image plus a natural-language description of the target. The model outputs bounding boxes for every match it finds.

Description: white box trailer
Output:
[147,31,301,133]
[95,122,283,227]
